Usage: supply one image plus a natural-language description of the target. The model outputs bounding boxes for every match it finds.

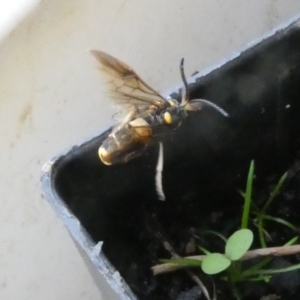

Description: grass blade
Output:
[251,262,300,275]
[261,172,288,214]
[261,214,297,231]
[242,160,254,229]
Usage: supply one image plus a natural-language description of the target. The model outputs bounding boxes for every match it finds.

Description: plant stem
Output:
[227,270,242,300]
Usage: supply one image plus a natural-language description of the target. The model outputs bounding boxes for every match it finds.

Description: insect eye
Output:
[163,112,172,124]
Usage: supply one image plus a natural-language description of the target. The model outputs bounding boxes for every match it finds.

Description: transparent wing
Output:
[90,50,168,114]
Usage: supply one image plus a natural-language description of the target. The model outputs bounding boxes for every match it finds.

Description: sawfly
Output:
[91,50,228,164]
[91,50,229,199]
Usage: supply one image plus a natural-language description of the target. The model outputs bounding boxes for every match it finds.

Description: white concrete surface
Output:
[1,1,300,299]
[0,0,39,40]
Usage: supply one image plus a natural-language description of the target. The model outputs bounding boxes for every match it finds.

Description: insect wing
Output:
[90,50,168,115]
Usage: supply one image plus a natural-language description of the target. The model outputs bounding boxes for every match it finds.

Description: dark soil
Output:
[101,158,300,300]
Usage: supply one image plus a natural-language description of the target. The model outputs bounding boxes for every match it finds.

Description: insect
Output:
[91,50,229,167]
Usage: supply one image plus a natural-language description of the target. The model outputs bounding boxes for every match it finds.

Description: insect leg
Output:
[155,142,166,201]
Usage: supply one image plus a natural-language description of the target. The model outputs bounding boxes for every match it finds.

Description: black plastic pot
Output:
[41,17,300,300]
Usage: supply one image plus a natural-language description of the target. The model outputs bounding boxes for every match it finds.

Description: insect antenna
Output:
[180,58,189,106]
[180,59,229,117]
[189,99,230,117]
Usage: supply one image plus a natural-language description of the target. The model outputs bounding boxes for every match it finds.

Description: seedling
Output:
[201,229,253,275]
[154,160,300,299]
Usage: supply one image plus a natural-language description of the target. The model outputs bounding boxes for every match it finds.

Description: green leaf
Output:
[201,253,231,275]
[225,229,253,261]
